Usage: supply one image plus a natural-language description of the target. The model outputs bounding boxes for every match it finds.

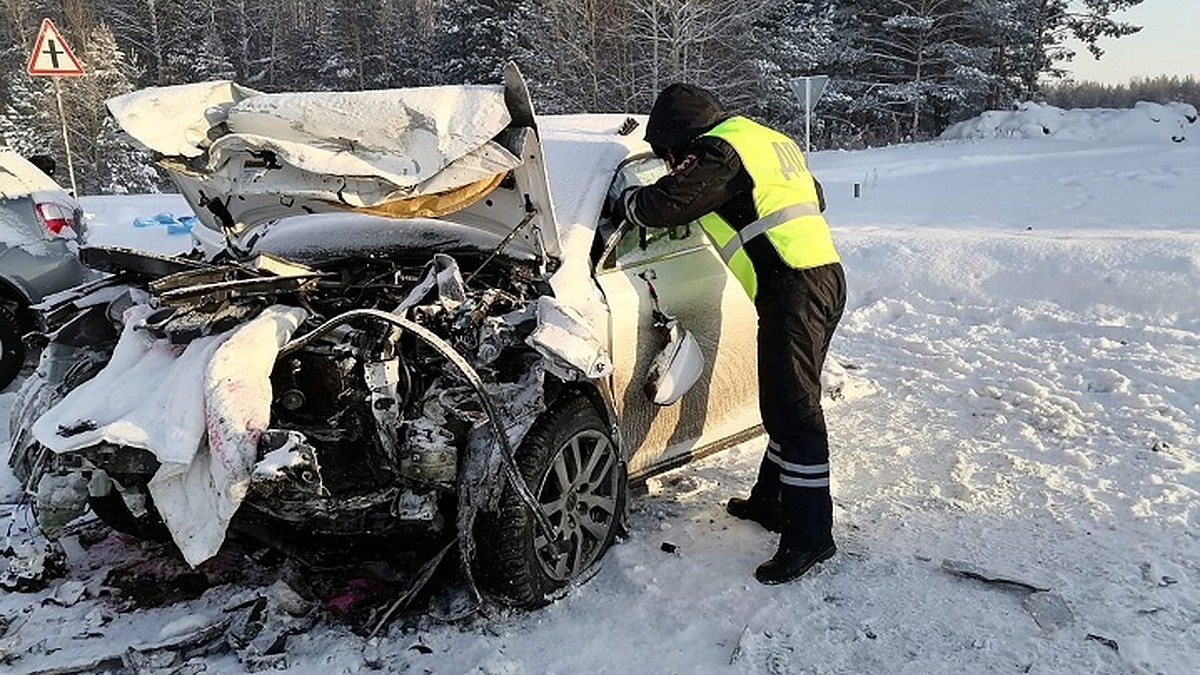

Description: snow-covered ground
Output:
[2,108,1198,674]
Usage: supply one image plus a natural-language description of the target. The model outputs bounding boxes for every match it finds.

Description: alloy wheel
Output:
[532,429,621,581]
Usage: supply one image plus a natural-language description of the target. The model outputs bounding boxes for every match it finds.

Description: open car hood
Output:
[106,65,560,260]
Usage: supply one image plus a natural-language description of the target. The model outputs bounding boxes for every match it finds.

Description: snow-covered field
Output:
[2,107,1198,674]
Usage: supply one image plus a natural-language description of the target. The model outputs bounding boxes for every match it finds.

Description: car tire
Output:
[8,377,57,487]
[0,305,26,390]
[8,347,106,489]
[475,394,626,608]
[89,492,172,542]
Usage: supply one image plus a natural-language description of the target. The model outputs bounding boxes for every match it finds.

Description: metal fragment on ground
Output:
[0,539,66,592]
[1086,633,1119,652]
[45,580,87,607]
[123,619,229,667]
[77,607,110,639]
[940,558,1052,593]
[21,618,227,675]
[33,473,90,537]
[225,580,318,671]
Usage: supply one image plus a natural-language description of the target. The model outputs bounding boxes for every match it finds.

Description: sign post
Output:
[788,75,829,155]
[26,18,86,196]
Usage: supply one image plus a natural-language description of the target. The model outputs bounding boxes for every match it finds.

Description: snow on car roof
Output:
[540,114,650,239]
[0,150,68,200]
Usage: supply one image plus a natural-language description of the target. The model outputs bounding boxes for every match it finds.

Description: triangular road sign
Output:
[789,76,830,110]
[26,19,85,77]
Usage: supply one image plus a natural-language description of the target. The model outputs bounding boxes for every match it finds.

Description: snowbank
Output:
[942,101,1197,143]
[3,123,1199,674]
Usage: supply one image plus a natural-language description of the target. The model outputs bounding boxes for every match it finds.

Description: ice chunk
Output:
[1022,592,1073,632]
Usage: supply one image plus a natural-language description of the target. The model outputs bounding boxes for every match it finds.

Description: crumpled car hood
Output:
[105,76,554,258]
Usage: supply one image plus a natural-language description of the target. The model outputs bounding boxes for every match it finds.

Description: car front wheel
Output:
[0,305,26,389]
[475,394,626,607]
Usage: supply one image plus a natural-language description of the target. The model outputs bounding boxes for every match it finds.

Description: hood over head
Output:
[643,84,727,157]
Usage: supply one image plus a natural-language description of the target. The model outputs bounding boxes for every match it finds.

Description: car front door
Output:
[593,157,761,480]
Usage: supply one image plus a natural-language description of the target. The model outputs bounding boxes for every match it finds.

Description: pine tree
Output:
[0,64,58,157]
[179,0,237,82]
[823,0,995,142]
[0,0,64,154]
[431,0,538,85]
[316,0,430,90]
[537,0,652,114]
[1009,0,1144,94]
[622,0,763,113]
[743,0,832,139]
[59,22,161,194]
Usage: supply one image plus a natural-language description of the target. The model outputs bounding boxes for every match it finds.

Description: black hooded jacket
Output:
[626,84,824,278]
[643,83,728,156]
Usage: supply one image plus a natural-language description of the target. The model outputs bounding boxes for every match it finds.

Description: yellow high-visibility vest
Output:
[697,116,840,299]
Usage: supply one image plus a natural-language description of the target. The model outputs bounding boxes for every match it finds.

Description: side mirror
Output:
[644,318,704,406]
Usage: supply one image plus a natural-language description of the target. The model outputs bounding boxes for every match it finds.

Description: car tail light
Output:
[35,202,75,237]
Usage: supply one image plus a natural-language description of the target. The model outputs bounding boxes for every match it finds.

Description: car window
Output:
[596,156,706,271]
[607,156,669,203]
[612,220,702,267]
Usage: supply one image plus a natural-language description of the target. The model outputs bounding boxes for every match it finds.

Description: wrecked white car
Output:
[7,66,763,608]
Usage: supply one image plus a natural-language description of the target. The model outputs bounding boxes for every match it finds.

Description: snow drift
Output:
[3,103,1199,674]
[941,101,1197,143]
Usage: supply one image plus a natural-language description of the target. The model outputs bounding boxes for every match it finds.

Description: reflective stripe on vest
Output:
[697,116,840,298]
[717,202,823,264]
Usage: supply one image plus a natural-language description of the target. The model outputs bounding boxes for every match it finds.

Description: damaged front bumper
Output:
[13,247,614,570]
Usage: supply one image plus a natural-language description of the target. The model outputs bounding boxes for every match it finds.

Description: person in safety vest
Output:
[617,83,846,585]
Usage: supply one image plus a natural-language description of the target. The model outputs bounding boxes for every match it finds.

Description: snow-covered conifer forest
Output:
[1,0,1182,195]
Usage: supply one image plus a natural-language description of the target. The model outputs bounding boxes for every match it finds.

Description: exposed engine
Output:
[244,249,544,539]
[11,242,565,557]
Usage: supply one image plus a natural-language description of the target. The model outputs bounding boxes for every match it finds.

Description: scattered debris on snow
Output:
[940,558,1051,593]
[0,536,65,593]
[225,580,318,672]
[44,580,86,607]
[1085,632,1120,653]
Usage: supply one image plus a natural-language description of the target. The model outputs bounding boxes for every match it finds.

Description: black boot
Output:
[725,496,784,533]
[754,544,836,585]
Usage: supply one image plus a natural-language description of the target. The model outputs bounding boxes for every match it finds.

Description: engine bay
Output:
[16,239,596,560]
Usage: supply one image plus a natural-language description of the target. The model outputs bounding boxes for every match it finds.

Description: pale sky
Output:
[1064,0,1200,84]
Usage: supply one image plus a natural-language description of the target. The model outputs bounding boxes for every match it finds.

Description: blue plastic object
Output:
[133,211,199,233]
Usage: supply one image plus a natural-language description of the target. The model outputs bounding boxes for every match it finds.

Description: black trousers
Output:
[750,262,846,551]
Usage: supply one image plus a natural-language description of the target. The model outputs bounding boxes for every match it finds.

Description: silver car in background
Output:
[0,151,92,388]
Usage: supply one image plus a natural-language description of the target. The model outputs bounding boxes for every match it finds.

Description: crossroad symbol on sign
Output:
[26,18,85,77]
